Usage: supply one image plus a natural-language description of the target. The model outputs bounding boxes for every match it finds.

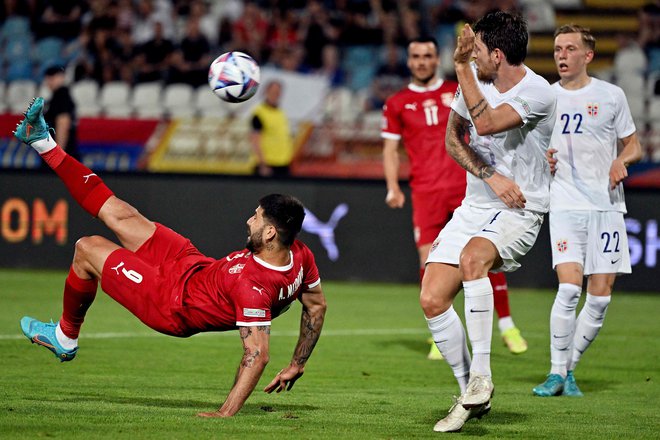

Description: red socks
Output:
[41,145,114,217]
[59,267,98,339]
[489,271,510,318]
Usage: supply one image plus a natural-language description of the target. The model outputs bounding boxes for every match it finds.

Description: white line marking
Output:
[0,328,429,341]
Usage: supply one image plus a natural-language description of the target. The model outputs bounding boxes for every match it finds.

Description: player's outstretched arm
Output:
[609,133,643,189]
[198,325,271,418]
[264,284,326,394]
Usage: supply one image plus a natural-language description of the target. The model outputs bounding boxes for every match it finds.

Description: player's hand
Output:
[546,148,558,176]
[264,364,304,393]
[609,158,628,189]
[484,172,526,209]
[454,24,475,65]
[385,188,405,208]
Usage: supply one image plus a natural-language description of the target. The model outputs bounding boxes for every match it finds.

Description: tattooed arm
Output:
[198,325,271,418]
[446,110,527,208]
[264,283,327,394]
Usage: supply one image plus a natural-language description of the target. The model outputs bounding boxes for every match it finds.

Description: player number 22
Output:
[560,113,583,134]
[601,231,620,253]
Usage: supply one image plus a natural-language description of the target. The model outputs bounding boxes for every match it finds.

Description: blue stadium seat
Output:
[342,45,379,92]
[0,16,30,44]
[34,37,66,80]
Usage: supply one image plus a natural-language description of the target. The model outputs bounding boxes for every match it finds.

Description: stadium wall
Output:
[0,171,657,292]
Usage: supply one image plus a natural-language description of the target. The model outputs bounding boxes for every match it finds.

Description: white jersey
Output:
[452,65,556,213]
[549,78,636,213]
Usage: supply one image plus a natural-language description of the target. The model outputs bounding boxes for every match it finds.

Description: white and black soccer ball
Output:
[208,51,260,103]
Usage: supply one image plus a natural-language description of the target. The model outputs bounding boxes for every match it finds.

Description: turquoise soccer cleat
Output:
[20,316,77,362]
[532,374,564,397]
[562,371,584,397]
[13,97,51,145]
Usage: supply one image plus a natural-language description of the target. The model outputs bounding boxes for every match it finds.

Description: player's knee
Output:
[419,286,450,316]
[72,236,104,271]
[458,251,490,280]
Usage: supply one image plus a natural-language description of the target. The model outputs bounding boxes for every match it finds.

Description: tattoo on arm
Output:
[238,326,269,369]
[446,111,491,178]
[467,99,484,113]
[293,308,323,366]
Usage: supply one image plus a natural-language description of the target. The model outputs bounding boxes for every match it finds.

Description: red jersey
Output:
[381,79,466,194]
[177,240,320,333]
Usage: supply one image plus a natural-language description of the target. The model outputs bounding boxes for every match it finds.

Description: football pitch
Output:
[0,269,658,439]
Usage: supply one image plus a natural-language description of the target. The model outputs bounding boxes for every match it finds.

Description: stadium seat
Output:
[163,84,195,118]
[71,80,101,117]
[0,16,30,44]
[34,37,65,80]
[194,85,229,118]
[37,82,52,102]
[99,81,132,117]
[6,80,37,114]
[132,82,164,119]
[0,81,6,113]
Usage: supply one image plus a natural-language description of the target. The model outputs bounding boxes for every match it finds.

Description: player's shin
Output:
[463,278,493,377]
[59,267,98,340]
[549,283,581,376]
[569,293,610,370]
[426,306,471,393]
[41,145,114,217]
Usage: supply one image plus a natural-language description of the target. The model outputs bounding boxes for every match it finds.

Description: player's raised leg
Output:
[15,97,154,360]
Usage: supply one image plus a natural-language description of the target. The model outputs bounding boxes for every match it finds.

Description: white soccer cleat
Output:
[461,374,494,408]
[433,396,491,432]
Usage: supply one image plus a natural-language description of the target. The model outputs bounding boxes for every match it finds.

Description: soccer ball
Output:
[208,51,260,103]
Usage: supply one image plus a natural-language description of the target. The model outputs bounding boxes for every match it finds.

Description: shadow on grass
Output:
[380,338,429,356]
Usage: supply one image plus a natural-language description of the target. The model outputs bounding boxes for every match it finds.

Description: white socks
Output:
[56,323,78,350]
[426,306,471,393]
[463,278,493,377]
[31,133,56,154]
[498,316,514,333]
[549,283,581,377]
[569,293,611,371]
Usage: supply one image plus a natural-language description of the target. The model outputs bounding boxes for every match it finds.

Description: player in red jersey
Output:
[381,36,527,357]
[14,98,327,418]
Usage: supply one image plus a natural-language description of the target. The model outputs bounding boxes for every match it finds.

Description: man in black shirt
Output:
[43,65,79,161]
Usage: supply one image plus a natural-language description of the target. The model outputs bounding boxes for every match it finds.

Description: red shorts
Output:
[411,189,464,246]
[100,223,213,337]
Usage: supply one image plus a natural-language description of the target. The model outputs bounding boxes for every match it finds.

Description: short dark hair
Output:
[44,65,66,77]
[407,36,439,54]
[259,194,305,247]
[473,11,528,66]
[554,24,596,51]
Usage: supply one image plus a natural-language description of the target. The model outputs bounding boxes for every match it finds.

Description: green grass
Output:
[0,269,658,439]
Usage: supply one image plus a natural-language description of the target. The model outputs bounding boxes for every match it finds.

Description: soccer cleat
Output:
[501,326,528,354]
[462,375,494,408]
[433,396,491,432]
[562,371,584,397]
[427,338,444,361]
[13,97,51,145]
[20,316,77,362]
[532,374,564,397]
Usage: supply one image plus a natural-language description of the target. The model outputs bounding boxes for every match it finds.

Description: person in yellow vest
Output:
[250,80,295,177]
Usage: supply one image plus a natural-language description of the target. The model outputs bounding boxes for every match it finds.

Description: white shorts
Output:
[550,210,631,275]
[426,203,544,273]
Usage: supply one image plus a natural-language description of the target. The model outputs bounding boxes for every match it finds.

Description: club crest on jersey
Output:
[404,103,418,111]
[229,263,245,274]
[587,103,599,117]
[441,92,454,107]
[430,237,441,252]
[556,239,568,253]
[513,96,531,115]
[454,86,461,101]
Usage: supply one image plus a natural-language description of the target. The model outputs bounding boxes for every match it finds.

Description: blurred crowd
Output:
[1,1,660,107]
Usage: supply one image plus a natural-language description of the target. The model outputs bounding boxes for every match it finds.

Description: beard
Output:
[476,68,493,84]
[413,71,435,85]
[246,227,264,253]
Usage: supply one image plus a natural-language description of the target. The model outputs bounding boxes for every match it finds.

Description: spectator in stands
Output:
[37,0,84,41]
[169,17,211,88]
[43,65,79,161]
[250,81,295,177]
[298,1,341,69]
[109,29,137,84]
[232,1,269,62]
[132,0,174,46]
[134,21,175,83]
[365,44,409,111]
[638,2,660,76]
[317,44,345,87]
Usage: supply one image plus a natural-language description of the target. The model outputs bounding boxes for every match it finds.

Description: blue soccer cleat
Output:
[20,316,77,362]
[13,97,51,145]
[562,371,584,397]
[533,374,564,397]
